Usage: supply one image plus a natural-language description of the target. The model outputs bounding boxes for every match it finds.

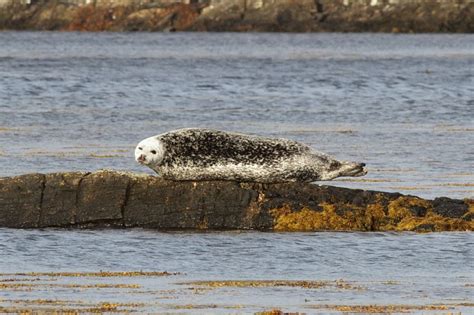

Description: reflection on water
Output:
[0,32,473,199]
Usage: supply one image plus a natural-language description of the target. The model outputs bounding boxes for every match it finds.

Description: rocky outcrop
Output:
[0,0,472,32]
[0,170,472,231]
[194,0,474,33]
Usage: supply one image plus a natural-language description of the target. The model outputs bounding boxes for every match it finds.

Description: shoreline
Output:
[0,1,472,33]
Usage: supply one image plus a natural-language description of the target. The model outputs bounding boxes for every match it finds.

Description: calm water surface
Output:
[0,229,473,313]
[0,32,473,198]
[0,32,473,313]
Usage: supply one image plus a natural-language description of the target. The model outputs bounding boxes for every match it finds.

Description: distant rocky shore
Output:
[0,0,472,33]
[1,170,472,231]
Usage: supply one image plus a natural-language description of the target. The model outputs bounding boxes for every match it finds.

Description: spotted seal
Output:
[135,128,367,182]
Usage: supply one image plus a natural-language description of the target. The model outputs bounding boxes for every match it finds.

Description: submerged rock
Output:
[0,170,472,231]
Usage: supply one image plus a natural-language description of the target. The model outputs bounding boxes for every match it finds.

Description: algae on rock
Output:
[271,196,473,232]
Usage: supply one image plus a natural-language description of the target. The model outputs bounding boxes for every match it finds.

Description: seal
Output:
[135,128,367,182]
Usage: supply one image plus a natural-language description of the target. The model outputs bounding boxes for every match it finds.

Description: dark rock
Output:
[0,171,472,231]
[432,197,469,218]
[415,223,436,232]
[409,205,428,217]
[39,172,85,227]
[75,171,129,225]
[0,173,44,228]
[123,177,264,229]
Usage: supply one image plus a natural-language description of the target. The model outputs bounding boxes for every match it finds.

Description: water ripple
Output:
[0,33,473,200]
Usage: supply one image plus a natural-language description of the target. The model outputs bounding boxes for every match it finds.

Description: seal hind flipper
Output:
[320,161,367,180]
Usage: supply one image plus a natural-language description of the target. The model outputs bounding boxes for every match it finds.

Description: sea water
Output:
[0,32,473,313]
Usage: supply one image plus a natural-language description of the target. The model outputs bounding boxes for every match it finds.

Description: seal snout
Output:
[137,154,147,164]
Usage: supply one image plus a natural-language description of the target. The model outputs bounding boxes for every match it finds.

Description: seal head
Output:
[134,136,165,167]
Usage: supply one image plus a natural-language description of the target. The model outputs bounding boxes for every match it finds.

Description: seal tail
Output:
[320,161,368,180]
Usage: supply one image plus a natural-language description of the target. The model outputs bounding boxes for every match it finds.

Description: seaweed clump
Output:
[386,196,472,231]
[255,310,302,315]
[310,304,451,313]
[271,202,385,232]
[271,196,473,232]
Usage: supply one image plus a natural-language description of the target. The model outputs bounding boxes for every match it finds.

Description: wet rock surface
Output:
[0,1,472,32]
[0,170,472,231]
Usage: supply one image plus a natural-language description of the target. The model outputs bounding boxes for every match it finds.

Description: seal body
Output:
[135,128,367,183]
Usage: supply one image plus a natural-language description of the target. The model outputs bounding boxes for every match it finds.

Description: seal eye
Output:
[138,147,143,150]
[151,150,157,154]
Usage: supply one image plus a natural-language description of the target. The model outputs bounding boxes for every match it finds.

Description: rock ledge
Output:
[0,170,472,231]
